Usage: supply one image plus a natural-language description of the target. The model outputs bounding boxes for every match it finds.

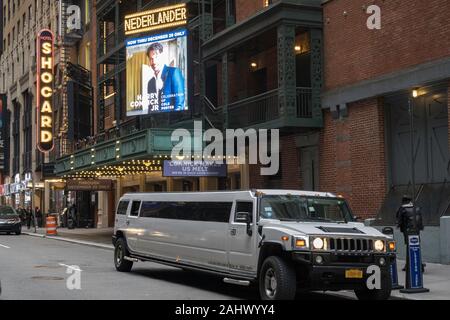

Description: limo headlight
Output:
[374,240,385,252]
[312,237,324,250]
[295,236,309,249]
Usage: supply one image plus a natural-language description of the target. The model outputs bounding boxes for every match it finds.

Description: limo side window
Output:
[130,201,141,217]
[140,201,232,223]
[235,202,253,223]
[117,201,129,215]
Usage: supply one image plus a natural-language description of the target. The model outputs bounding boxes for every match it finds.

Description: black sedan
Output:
[0,206,22,235]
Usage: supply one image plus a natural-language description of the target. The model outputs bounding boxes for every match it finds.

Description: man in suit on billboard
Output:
[147,42,185,113]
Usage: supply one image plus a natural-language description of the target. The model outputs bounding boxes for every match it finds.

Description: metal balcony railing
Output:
[297,87,312,118]
[227,87,312,128]
[228,89,279,128]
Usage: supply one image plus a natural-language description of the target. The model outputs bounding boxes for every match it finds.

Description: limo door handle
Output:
[230,228,237,236]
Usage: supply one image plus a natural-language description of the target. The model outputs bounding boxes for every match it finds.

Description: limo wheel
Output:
[259,256,296,300]
[114,238,133,272]
[354,272,391,300]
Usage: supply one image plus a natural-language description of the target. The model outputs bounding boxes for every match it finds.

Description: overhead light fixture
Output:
[295,45,302,52]
[412,89,419,98]
[250,62,257,68]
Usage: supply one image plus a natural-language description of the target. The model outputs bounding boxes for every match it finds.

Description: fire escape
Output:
[56,0,92,157]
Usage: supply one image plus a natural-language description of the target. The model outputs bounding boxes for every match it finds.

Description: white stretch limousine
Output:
[112,190,396,300]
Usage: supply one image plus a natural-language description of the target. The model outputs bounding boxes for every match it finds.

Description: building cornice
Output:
[322,56,450,108]
[202,1,323,60]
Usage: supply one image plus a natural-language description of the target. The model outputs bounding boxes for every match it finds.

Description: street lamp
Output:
[400,88,430,294]
[409,89,418,212]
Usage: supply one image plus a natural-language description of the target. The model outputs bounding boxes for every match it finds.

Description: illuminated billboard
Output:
[126,29,188,116]
[124,3,187,36]
[37,29,55,153]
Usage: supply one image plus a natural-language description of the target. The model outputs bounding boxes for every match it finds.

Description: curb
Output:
[22,232,114,251]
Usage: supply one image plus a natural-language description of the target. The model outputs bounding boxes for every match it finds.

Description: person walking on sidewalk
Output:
[26,207,34,230]
[34,207,42,228]
[68,204,77,229]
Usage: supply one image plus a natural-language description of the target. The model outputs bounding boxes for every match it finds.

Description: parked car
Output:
[0,206,22,235]
[112,190,396,300]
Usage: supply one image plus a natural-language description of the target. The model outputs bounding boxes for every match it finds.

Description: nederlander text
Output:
[125,4,187,35]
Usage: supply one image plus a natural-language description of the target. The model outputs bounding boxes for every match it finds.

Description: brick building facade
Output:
[321,0,450,222]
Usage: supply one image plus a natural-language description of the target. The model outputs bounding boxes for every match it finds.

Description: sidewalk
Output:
[21,227,450,300]
[391,260,450,300]
[22,227,114,249]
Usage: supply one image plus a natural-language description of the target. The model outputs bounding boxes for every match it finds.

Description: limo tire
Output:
[114,238,133,272]
[259,256,296,300]
[354,272,392,300]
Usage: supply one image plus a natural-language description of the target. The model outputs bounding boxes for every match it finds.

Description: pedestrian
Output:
[68,204,77,229]
[26,207,33,230]
[60,207,68,228]
[17,206,26,225]
[35,207,42,228]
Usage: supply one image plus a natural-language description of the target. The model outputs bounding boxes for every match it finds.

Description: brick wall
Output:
[319,98,387,218]
[448,81,450,152]
[324,0,450,91]
[319,110,337,194]
[235,0,265,23]
[249,163,267,188]
[280,135,302,190]
[248,134,301,189]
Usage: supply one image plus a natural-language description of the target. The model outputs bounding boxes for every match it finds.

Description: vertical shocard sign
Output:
[37,29,54,153]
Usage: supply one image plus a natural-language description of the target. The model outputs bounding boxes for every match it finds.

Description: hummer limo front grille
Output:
[328,238,374,253]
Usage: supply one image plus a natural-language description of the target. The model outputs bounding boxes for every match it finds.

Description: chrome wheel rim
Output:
[116,245,123,265]
[264,268,277,298]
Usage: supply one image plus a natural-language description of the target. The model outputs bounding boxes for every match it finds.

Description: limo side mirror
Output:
[236,212,253,237]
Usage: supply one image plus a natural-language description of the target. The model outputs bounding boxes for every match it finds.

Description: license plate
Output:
[345,269,363,279]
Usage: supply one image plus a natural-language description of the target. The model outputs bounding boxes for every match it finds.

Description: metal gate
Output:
[379,88,450,225]
[387,91,449,185]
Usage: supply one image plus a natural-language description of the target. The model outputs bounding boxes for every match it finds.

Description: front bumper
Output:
[292,251,395,291]
[0,223,21,233]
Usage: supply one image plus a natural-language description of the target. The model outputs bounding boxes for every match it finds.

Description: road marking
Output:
[0,243,10,249]
[58,263,83,272]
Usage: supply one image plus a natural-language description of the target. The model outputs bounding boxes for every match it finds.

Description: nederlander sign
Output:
[124,3,187,36]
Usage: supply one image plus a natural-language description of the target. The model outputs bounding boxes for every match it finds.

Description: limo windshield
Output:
[260,195,353,223]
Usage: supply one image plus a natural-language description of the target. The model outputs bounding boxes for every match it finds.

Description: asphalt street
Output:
[0,234,353,300]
